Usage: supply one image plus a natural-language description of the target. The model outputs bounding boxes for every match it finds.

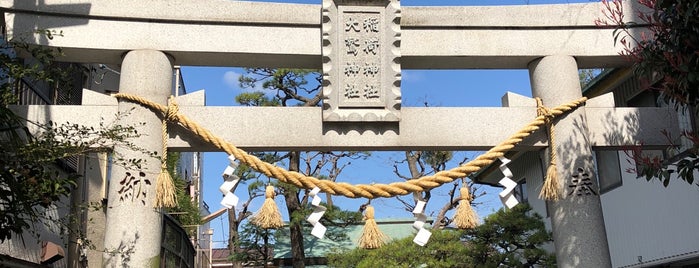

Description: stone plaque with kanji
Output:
[322,0,401,122]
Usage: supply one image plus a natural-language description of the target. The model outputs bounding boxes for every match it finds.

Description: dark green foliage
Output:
[0,30,72,105]
[0,32,142,241]
[0,109,143,241]
[632,145,699,187]
[235,92,280,107]
[630,0,699,108]
[0,34,83,241]
[423,151,453,171]
[463,204,555,267]
[327,204,555,268]
[227,199,362,266]
[599,0,699,187]
[295,203,362,241]
[238,68,322,107]
[230,223,274,266]
[600,0,699,105]
[234,68,364,268]
[164,152,201,236]
[0,128,79,241]
[327,229,472,268]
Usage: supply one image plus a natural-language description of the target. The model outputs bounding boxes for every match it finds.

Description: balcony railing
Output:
[13,78,51,105]
[12,77,80,171]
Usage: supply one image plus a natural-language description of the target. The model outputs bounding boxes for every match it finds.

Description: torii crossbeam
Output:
[2,0,668,267]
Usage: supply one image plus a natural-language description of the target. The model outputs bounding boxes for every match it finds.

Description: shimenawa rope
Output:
[114,93,586,202]
[153,96,178,208]
[536,97,561,201]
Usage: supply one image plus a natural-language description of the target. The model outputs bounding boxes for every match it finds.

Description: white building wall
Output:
[512,151,555,253]
[601,152,699,267]
[514,151,548,219]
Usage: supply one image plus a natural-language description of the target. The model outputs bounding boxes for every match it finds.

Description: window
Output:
[161,215,195,268]
[513,181,528,204]
[594,150,623,194]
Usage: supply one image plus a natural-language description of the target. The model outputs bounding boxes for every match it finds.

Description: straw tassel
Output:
[154,168,177,208]
[154,96,178,208]
[540,161,560,201]
[453,186,478,229]
[251,185,284,229]
[358,205,388,249]
[536,98,561,201]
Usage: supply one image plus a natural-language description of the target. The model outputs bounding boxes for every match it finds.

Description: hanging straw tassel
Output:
[154,96,179,208]
[536,98,561,201]
[252,185,284,229]
[453,186,478,229]
[539,152,560,201]
[358,205,388,249]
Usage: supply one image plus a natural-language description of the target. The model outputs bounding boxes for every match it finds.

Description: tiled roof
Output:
[211,247,274,262]
[212,248,231,260]
[273,218,432,259]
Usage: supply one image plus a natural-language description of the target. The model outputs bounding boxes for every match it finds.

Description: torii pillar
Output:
[103,50,172,267]
[529,55,612,267]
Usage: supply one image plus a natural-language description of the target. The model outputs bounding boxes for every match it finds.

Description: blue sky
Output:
[181,0,598,248]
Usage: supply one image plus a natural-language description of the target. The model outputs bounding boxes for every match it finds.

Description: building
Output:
[473,68,699,267]
[0,28,211,266]
[272,218,431,267]
[206,218,431,267]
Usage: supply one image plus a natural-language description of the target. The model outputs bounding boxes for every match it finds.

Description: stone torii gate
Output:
[3,0,678,267]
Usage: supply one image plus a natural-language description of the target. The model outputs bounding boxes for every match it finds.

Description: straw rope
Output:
[536,97,562,201]
[153,96,179,208]
[453,186,478,229]
[251,185,284,229]
[358,206,388,248]
[114,93,587,199]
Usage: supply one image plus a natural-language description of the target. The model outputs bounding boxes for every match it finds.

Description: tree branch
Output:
[434,182,460,228]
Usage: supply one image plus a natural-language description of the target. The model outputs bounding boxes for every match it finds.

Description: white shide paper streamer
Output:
[498,157,519,209]
[306,187,327,239]
[412,200,432,246]
[220,155,241,209]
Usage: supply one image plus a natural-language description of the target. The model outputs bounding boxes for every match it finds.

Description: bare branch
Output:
[395,196,415,212]
[392,164,412,180]
[434,182,460,229]
[237,192,264,222]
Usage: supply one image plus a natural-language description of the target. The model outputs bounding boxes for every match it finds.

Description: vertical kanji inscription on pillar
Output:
[322,0,401,122]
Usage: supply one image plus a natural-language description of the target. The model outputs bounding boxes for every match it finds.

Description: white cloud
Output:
[222,70,266,92]
[402,70,425,82]
[222,70,241,89]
